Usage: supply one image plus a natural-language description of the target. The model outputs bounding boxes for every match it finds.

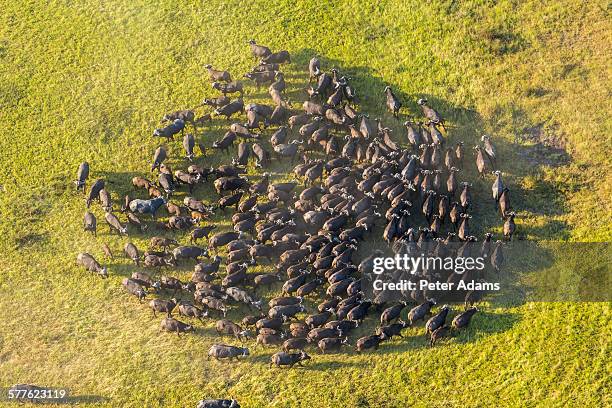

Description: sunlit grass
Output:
[0,0,610,406]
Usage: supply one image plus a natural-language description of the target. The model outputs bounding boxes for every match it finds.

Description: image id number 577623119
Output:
[4,385,68,403]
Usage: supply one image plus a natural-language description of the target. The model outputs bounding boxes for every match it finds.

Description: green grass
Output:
[0,0,610,406]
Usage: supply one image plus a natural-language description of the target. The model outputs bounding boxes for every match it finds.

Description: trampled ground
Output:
[0,1,610,406]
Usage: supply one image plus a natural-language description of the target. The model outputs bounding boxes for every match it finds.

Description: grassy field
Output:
[0,0,610,406]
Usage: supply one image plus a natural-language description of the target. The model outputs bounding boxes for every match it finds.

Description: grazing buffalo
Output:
[76,253,108,278]
[269,351,310,368]
[160,317,193,336]
[208,344,249,361]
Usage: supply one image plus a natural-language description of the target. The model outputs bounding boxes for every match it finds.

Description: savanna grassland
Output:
[0,0,610,407]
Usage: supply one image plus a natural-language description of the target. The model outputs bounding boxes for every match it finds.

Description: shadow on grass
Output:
[301,360,365,370]
[65,394,111,404]
[455,311,522,343]
[191,326,219,337]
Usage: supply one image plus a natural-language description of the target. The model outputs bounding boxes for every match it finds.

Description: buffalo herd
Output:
[74,39,516,407]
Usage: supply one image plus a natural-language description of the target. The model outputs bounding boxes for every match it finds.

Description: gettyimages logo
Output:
[372,253,487,275]
[369,252,500,294]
